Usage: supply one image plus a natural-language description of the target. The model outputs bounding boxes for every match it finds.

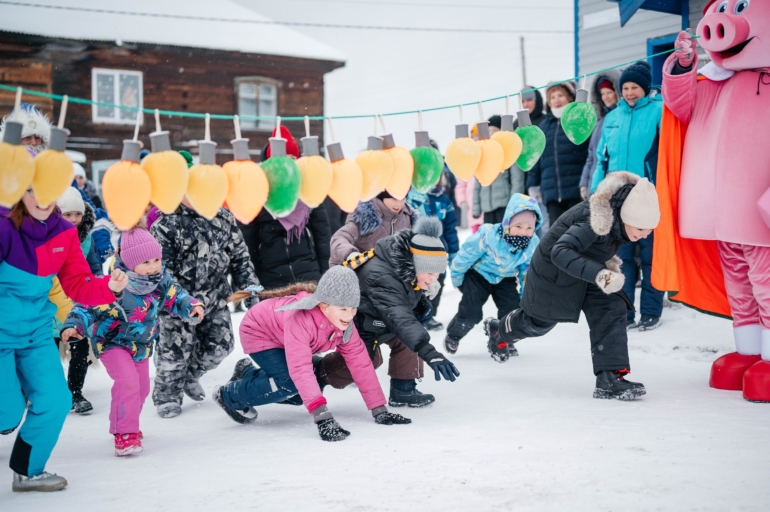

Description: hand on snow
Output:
[374,412,412,425]
[190,305,205,321]
[418,345,460,382]
[317,418,350,442]
[596,269,625,295]
[580,186,588,200]
[674,30,696,68]
[528,186,543,204]
[108,268,129,294]
[60,328,83,343]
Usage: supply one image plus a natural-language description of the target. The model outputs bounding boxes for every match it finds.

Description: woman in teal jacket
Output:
[590,61,664,331]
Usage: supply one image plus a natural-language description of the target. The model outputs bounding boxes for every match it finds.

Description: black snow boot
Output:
[424,318,444,331]
[444,335,461,354]
[229,358,254,383]
[593,371,646,401]
[71,391,93,414]
[637,315,661,332]
[212,386,258,424]
[312,354,328,392]
[483,318,518,362]
[389,379,435,408]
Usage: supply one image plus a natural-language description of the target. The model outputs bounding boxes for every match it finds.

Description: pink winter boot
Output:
[114,433,143,457]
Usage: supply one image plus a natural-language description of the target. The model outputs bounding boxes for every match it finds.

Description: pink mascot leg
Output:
[712,243,762,390]
[740,245,770,402]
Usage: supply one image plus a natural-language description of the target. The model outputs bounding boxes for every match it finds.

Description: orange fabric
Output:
[652,101,732,318]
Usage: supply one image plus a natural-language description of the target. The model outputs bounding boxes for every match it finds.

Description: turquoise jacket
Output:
[450,194,542,293]
[591,95,662,193]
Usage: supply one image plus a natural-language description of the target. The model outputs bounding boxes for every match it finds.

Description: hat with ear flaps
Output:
[620,177,660,229]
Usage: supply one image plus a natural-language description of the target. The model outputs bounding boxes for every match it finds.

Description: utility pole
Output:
[520,36,528,87]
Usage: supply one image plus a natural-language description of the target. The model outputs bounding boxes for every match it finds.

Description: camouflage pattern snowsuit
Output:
[150,205,259,406]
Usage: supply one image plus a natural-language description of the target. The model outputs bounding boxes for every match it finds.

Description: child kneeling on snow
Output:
[214,266,410,442]
[485,173,659,400]
[445,194,542,361]
[61,228,204,456]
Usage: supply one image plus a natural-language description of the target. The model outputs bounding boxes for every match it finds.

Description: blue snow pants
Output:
[617,233,664,321]
[0,336,72,476]
[222,349,299,410]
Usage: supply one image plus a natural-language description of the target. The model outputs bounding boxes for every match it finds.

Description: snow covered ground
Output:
[3,243,770,511]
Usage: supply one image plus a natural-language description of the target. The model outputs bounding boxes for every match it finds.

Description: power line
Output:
[0,1,572,34]
[253,0,566,11]
[0,48,675,122]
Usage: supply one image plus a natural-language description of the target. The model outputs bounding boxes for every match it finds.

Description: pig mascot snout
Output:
[657,0,770,401]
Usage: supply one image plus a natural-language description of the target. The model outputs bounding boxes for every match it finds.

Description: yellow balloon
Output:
[296,155,333,208]
[141,151,189,214]
[32,149,74,208]
[0,142,35,208]
[474,139,505,186]
[445,137,481,181]
[102,160,152,231]
[356,149,394,201]
[383,146,413,200]
[222,160,270,224]
[491,130,523,170]
[187,163,229,220]
[328,158,363,213]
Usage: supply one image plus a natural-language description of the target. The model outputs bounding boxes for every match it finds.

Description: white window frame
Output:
[234,76,280,132]
[91,68,144,125]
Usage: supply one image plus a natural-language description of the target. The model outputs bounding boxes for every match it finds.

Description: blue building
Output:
[575,0,710,86]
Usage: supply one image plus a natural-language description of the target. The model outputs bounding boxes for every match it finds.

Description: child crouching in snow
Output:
[445,194,542,362]
[214,266,410,442]
[485,173,659,400]
[61,227,204,456]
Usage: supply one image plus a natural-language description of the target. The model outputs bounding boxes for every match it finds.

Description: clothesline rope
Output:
[0,43,693,123]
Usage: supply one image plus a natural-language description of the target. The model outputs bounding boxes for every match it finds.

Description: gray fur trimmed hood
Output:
[587,69,622,119]
[589,172,639,236]
[375,228,417,284]
[77,203,96,243]
[353,199,416,237]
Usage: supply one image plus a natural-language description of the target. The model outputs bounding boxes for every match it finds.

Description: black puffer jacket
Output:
[521,172,637,323]
[526,113,590,204]
[354,229,434,355]
[238,207,331,290]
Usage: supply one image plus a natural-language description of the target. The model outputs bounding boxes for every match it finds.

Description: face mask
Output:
[551,106,565,119]
[125,269,163,295]
[499,225,532,252]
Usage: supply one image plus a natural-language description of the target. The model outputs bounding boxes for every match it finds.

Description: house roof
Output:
[0,0,346,63]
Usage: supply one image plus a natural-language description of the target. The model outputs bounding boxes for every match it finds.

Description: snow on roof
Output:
[0,0,346,63]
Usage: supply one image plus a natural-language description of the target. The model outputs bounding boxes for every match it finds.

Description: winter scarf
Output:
[125,268,164,296]
[278,201,311,244]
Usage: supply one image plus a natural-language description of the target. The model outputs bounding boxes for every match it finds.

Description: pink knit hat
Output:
[120,228,162,271]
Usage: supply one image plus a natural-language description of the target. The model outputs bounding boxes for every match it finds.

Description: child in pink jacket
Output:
[213,266,411,441]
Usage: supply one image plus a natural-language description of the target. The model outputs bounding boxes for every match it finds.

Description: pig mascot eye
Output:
[734,0,749,14]
[716,1,728,12]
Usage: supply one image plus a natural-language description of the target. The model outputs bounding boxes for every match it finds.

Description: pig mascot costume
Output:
[654,0,770,402]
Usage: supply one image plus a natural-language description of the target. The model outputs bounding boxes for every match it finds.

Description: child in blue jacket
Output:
[406,173,460,331]
[445,194,542,360]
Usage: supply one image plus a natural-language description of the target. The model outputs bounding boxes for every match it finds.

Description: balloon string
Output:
[133,111,141,142]
[275,116,281,137]
[233,115,242,139]
[373,115,377,136]
[505,96,509,115]
[57,95,68,129]
[327,117,336,142]
[378,114,387,134]
[13,87,21,121]
[580,75,587,89]
[154,109,161,132]
[477,102,483,122]
[304,115,310,138]
[418,110,423,131]
[205,113,211,142]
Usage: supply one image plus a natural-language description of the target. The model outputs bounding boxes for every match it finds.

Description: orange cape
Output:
[651,95,732,318]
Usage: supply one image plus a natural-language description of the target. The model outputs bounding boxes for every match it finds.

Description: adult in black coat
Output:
[237,206,331,290]
[513,86,546,128]
[526,82,590,225]
[487,172,659,401]
[316,218,459,408]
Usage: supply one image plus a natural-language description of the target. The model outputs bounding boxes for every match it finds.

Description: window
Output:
[235,77,278,131]
[91,68,143,124]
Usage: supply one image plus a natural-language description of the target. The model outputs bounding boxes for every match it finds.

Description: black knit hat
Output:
[487,115,502,129]
[619,62,652,97]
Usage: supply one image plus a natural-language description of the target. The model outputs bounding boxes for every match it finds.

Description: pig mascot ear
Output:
[696,0,770,70]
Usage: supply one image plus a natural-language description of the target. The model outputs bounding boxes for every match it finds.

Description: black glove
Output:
[418,345,460,382]
[414,296,433,326]
[374,412,412,425]
[317,418,350,442]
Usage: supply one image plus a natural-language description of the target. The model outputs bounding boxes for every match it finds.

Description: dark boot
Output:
[229,358,254,383]
[388,379,435,408]
[212,386,258,424]
[71,391,93,414]
[424,319,444,331]
[593,371,646,401]
[68,340,91,413]
[483,318,518,362]
[444,335,461,355]
[637,315,661,332]
[312,354,328,392]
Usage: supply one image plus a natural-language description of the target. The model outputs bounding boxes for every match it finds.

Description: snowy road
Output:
[2,284,769,511]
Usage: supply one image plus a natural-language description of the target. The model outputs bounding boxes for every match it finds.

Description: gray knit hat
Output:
[276,265,360,312]
[410,217,448,275]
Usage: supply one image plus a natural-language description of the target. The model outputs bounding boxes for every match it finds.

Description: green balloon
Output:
[561,102,598,145]
[410,147,444,194]
[262,156,302,217]
[515,125,546,172]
